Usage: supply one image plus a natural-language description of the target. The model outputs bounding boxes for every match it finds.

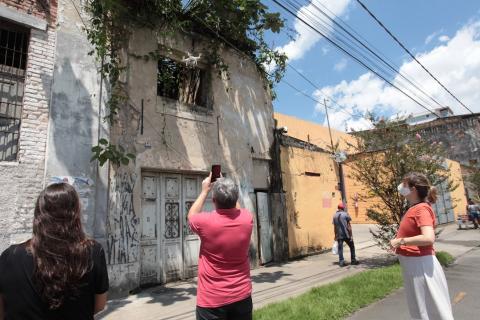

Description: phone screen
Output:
[211,165,221,182]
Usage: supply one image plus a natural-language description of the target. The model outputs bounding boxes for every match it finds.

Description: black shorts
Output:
[196,296,253,320]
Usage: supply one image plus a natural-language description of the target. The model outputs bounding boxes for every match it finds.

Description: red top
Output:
[396,202,436,257]
[189,208,253,308]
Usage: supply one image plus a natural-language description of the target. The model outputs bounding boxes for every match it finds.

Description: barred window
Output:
[0,20,29,161]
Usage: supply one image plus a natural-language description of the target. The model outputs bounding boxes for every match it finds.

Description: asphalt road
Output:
[348,245,480,320]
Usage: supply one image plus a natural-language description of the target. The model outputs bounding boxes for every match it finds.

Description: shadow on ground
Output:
[252,271,293,284]
[331,253,398,269]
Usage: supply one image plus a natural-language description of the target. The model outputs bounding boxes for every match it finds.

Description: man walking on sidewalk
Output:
[188,174,254,320]
[333,202,359,267]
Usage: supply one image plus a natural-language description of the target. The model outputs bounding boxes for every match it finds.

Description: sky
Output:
[262,0,480,131]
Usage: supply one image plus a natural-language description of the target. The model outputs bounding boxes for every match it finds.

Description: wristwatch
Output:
[399,238,406,246]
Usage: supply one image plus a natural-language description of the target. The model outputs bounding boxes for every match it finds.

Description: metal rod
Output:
[140,99,144,135]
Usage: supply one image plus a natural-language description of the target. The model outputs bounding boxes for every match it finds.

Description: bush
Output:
[436,251,454,267]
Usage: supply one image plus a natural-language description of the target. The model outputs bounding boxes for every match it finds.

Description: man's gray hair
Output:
[212,177,239,209]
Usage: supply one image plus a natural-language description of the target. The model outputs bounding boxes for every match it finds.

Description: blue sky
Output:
[262,0,480,131]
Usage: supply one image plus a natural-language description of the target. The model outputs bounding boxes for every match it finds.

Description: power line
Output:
[272,0,439,117]
[293,0,444,110]
[354,0,474,114]
[282,0,440,112]
[285,0,441,113]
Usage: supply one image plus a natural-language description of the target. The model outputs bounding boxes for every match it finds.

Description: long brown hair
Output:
[30,183,93,309]
[403,172,437,204]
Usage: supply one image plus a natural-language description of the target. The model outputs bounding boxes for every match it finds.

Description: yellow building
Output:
[276,113,353,257]
[275,113,469,258]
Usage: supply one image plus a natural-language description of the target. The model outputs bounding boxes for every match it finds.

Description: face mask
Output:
[397,183,411,197]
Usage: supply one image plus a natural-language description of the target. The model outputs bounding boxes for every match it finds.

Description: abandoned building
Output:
[0,0,288,296]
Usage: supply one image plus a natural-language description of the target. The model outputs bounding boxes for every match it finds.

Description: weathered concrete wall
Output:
[415,115,480,196]
[105,29,275,294]
[280,144,338,258]
[44,0,109,241]
[0,2,57,252]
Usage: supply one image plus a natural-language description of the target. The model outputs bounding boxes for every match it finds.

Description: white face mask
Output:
[397,183,411,197]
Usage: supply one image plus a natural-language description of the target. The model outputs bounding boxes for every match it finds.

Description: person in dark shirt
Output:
[0,183,109,320]
[332,202,358,267]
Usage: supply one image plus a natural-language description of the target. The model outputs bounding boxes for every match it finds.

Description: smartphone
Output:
[211,165,221,182]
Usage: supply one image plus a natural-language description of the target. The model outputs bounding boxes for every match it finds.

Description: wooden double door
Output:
[140,173,213,285]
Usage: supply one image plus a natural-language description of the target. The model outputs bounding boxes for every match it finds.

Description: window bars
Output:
[0,21,29,161]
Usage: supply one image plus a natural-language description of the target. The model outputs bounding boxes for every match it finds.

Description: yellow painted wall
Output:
[342,162,379,224]
[280,145,339,258]
[275,113,356,151]
[447,159,468,218]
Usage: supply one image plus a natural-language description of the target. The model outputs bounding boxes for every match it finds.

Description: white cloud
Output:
[334,58,348,71]
[425,29,443,45]
[314,20,480,131]
[438,35,450,42]
[276,0,351,61]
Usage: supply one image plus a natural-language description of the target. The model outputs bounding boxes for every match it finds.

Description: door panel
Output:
[183,177,202,278]
[162,175,183,282]
[140,176,159,285]
[257,192,273,264]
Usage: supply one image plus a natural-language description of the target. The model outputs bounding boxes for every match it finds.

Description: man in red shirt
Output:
[188,174,254,320]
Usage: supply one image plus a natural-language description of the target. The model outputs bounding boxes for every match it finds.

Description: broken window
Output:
[0,21,29,161]
[157,56,209,108]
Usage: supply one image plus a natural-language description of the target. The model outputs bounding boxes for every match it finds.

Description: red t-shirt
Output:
[396,202,436,257]
[189,208,253,308]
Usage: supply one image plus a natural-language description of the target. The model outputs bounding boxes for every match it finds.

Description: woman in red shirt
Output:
[390,172,453,320]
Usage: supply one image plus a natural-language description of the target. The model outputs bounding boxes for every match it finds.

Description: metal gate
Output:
[0,21,29,161]
[432,181,455,224]
[140,173,208,285]
[256,192,273,264]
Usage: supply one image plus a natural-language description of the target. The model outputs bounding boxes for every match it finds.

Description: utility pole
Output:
[323,99,335,152]
[324,99,346,204]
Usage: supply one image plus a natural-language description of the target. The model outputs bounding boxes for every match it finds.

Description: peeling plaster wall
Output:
[106,29,275,295]
[45,0,109,241]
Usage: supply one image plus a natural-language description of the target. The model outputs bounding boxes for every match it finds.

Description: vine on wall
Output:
[85,0,288,166]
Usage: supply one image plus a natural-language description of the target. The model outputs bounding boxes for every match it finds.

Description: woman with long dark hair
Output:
[0,183,108,319]
[391,172,453,320]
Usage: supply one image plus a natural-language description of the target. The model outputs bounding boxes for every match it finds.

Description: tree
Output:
[469,169,480,201]
[345,114,457,249]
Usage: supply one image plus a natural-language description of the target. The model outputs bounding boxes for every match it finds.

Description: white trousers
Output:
[398,255,454,320]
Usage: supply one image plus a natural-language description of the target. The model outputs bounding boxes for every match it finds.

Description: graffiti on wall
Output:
[107,171,140,265]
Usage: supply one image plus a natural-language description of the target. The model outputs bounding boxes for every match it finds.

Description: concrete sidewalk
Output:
[96,224,474,320]
[348,228,480,320]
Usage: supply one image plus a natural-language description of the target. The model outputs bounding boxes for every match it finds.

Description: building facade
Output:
[0,0,57,252]
[0,0,284,297]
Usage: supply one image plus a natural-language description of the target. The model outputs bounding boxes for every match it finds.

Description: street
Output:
[96,224,480,320]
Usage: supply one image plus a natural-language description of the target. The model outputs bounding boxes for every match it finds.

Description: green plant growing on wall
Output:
[345,114,457,249]
[84,0,288,167]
